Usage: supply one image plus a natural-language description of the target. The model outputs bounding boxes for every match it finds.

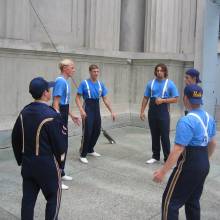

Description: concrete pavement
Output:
[0,126,220,220]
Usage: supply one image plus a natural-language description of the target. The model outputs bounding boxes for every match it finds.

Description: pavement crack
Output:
[0,206,20,220]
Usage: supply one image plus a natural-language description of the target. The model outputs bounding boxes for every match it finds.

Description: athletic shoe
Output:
[62,175,73,181]
[88,152,101,157]
[79,157,88,164]
[146,158,159,164]
[62,183,69,190]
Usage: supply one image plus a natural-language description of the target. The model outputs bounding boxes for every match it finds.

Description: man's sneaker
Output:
[88,152,101,157]
[62,183,69,190]
[62,175,73,181]
[79,157,88,164]
[146,158,159,164]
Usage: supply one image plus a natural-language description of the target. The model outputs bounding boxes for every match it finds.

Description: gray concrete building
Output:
[0,0,219,136]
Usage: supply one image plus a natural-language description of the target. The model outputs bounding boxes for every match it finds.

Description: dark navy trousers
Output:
[21,156,61,220]
[162,147,209,220]
[59,104,69,176]
[148,98,170,161]
[80,99,101,157]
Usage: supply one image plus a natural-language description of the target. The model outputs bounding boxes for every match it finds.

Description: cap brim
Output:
[197,79,202,83]
[48,81,55,88]
[189,98,203,105]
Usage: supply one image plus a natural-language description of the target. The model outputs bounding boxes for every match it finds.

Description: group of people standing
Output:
[11,60,216,220]
[140,64,216,220]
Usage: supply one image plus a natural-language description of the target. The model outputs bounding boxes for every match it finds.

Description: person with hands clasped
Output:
[140,63,179,164]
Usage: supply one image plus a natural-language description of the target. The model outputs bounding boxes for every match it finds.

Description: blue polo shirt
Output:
[144,79,179,98]
[53,76,71,105]
[175,108,216,147]
[77,79,108,100]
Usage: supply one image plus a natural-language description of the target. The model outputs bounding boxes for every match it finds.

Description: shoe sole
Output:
[146,161,159,164]
[79,159,88,164]
[62,187,69,190]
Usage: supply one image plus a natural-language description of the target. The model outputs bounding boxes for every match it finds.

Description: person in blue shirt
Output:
[53,59,80,190]
[76,64,116,164]
[184,68,202,115]
[12,77,67,220]
[153,84,216,220]
[184,68,201,86]
[140,63,179,164]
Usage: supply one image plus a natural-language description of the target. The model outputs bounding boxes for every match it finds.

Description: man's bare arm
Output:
[140,96,149,121]
[53,96,61,112]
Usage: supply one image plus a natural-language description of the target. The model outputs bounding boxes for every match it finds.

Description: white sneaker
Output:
[62,175,73,181]
[79,157,88,164]
[88,152,101,157]
[146,158,159,164]
[62,183,69,190]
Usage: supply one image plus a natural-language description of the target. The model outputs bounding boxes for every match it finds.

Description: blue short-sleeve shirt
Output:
[144,79,179,98]
[175,108,216,147]
[53,76,71,105]
[77,79,108,100]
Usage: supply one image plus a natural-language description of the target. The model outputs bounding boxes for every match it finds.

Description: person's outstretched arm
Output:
[153,144,185,183]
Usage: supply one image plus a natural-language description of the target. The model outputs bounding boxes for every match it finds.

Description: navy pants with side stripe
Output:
[80,99,101,157]
[162,147,209,220]
[21,156,61,220]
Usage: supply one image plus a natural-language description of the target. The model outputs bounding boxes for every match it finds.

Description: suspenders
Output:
[151,79,169,98]
[188,112,210,146]
[56,77,69,104]
[84,80,91,98]
[84,79,102,99]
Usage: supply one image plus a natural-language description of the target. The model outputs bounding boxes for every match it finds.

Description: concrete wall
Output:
[194,0,220,115]
[0,47,193,132]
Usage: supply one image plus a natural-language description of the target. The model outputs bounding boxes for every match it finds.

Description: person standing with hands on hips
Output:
[53,59,80,190]
[76,64,116,164]
[153,84,216,220]
[140,63,179,164]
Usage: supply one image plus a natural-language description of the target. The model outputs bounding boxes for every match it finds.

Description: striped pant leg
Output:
[40,159,62,220]
[162,151,187,220]
[162,167,206,220]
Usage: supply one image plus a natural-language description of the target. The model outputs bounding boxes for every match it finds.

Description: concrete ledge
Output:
[0,40,194,62]
[0,112,181,148]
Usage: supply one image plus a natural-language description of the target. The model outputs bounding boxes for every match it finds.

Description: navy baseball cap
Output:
[185,68,201,83]
[29,77,55,99]
[184,84,203,105]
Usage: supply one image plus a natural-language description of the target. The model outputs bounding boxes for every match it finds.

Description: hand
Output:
[70,115,81,126]
[80,110,87,120]
[155,98,165,105]
[111,112,116,121]
[140,112,145,121]
[153,169,166,183]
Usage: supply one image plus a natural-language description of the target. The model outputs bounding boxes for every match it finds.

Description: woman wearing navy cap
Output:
[184,68,202,86]
[153,84,216,220]
[140,64,179,164]
[184,68,201,115]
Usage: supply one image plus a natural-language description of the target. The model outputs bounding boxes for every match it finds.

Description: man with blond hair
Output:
[53,59,80,190]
